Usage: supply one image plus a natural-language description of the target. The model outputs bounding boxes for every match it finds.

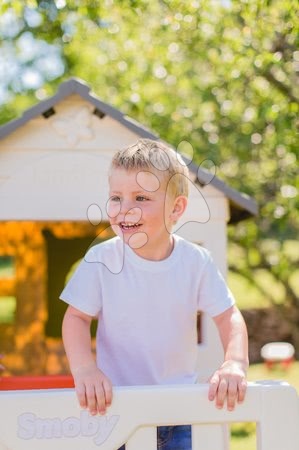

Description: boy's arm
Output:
[208,305,249,411]
[62,305,112,415]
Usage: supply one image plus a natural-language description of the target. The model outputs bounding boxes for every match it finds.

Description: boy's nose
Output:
[120,205,142,223]
[119,199,136,213]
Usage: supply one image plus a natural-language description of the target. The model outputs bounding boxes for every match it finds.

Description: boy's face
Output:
[108,167,181,252]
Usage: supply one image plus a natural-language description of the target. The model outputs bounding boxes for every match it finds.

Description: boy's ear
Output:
[170,196,188,222]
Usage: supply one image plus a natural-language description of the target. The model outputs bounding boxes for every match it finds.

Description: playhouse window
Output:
[0,256,15,278]
[0,296,16,324]
[0,256,16,324]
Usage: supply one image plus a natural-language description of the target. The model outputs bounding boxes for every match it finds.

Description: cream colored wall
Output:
[0,96,142,220]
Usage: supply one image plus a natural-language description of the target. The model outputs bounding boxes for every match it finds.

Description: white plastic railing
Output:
[0,381,298,450]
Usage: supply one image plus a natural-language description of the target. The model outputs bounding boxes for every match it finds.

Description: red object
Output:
[265,357,294,371]
[0,375,74,390]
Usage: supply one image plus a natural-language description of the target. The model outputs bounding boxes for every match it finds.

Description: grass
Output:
[230,361,299,450]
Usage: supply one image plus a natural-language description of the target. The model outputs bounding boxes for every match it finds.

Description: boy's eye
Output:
[110,196,121,202]
[136,196,148,201]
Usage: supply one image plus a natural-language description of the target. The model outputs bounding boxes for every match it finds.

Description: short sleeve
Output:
[197,253,235,317]
[60,247,102,317]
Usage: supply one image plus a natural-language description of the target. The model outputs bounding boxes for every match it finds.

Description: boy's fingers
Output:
[86,386,97,415]
[208,367,247,411]
[216,378,228,409]
[95,383,107,415]
[102,379,113,406]
[208,372,220,400]
[76,382,87,409]
[227,379,238,411]
[237,379,247,403]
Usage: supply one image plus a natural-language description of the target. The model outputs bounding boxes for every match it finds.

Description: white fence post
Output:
[256,381,299,450]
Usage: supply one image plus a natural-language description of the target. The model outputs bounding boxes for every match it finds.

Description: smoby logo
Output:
[17,410,120,445]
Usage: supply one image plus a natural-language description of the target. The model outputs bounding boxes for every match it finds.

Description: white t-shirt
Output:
[60,234,235,386]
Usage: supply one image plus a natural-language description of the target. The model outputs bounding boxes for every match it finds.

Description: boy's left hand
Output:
[208,359,247,411]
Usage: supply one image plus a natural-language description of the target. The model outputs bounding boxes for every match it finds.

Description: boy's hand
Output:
[208,360,247,411]
[72,362,113,416]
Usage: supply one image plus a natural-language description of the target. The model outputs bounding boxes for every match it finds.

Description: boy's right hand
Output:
[72,362,113,416]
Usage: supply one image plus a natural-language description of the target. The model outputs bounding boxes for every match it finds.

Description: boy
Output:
[61,139,248,450]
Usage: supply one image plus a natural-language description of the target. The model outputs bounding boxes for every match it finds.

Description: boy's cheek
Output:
[111,224,122,237]
[107,202,121,218]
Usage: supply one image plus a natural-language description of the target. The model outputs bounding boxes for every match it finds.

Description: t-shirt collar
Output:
[124,234,181,272]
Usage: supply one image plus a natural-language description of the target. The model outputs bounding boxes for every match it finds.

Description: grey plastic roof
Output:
[0,77,257,223]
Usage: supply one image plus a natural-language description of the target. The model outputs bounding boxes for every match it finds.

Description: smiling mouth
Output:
[119,222,142,231]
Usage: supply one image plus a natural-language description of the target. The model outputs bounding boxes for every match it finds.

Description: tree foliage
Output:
[1,0,298,342]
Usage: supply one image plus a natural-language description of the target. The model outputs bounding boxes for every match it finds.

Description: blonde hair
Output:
[110,139,189,198]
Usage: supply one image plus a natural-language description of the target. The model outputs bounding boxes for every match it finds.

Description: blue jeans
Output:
[118,425,191,450]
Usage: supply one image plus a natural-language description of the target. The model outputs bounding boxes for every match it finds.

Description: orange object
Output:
[0,375,74,390]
